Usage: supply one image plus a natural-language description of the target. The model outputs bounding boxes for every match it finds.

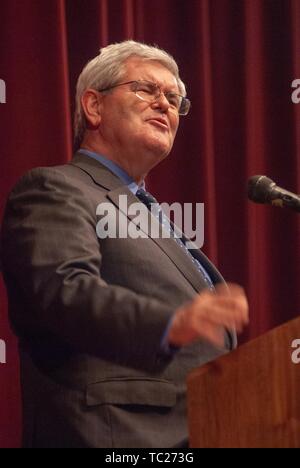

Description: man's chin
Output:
[147,148,171,169]
[144,137,172,160]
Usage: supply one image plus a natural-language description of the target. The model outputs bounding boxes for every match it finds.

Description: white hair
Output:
[74,40,186,149]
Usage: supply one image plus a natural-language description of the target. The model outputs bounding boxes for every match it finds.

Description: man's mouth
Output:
[147,118,169,130]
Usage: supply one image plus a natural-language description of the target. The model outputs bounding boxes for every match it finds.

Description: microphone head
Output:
[247,175,275,204]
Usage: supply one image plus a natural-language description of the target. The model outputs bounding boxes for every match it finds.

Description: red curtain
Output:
[0,0,299,448]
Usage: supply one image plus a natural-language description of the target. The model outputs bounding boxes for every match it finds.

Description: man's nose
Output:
[151,92,170,112]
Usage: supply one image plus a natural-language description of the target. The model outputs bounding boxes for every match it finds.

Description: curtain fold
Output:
[0,0,299,447]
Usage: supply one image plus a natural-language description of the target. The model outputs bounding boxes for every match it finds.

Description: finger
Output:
[174,308,226,348]
[213,296,249,324]
[194,293,249,325]
[190,300,248,332]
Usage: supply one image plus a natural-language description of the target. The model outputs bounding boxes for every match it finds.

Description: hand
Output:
[167,283,249,348]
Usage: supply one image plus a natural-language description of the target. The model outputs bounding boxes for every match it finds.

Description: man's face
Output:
[97,57,180,176]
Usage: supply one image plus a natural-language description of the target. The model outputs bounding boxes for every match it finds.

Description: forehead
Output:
[123,57,179,91]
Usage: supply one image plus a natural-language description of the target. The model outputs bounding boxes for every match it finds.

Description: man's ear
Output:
[81,89,102,128]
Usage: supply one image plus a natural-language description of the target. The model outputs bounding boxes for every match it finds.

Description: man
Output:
[1,40,248,448]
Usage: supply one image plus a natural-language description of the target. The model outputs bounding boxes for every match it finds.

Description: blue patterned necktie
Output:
[135,189,215,291]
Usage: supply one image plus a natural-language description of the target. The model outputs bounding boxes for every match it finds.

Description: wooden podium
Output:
[187,317,300,448]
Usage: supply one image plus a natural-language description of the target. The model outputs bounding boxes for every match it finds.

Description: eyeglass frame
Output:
[97,80,191,116]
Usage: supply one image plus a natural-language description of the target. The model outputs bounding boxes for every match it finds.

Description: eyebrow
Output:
[138,77,180,93]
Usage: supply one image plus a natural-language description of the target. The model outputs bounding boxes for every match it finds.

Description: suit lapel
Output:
[70,153,220,293]
[107,187,213,293]
[70,152,124,191]
[171,222,225,285]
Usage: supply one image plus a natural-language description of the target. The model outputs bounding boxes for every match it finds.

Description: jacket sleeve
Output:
[1,167,176,369]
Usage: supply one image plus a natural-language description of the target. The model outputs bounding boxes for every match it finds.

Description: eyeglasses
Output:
[98,80,191,116]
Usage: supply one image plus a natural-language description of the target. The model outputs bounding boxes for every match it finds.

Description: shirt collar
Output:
[78,149,145,194]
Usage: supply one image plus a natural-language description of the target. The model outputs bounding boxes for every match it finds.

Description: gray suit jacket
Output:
[1,153,236,448]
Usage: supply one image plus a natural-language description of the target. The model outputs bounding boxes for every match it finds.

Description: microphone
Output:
[247,175,300,213]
